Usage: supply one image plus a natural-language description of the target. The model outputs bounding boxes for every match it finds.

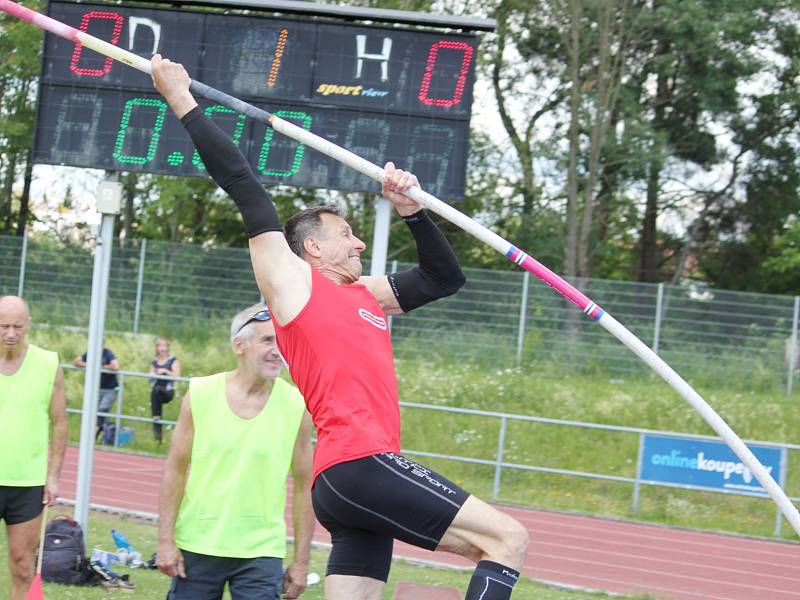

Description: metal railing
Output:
[2,233,798,392]
[63,366,799,536]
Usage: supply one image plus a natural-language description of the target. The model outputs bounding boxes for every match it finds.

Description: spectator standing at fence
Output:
[157,304,314,600]
[0,296,67,600]
[152,56,528,600]
[74,342,120,440]
[149,337,181,444]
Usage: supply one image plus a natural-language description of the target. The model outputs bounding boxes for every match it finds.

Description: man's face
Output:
[315,213,367,281]
[239,320,283,379]
[0,302,30,351]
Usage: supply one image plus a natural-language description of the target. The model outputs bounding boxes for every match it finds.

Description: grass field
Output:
[0,512,650,600]
[30,327,800,541]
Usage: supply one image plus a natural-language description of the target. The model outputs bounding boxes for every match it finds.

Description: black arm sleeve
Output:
[387,209,466,313]
[181,106,281,238]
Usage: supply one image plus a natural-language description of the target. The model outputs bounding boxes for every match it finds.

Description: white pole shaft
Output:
[599,313,800,534]
[281,114,800,535]
[3,0,797,536]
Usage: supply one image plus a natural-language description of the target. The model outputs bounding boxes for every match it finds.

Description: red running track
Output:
[59,447,800,599]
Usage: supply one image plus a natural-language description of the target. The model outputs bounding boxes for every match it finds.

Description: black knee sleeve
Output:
[465,560,520,600]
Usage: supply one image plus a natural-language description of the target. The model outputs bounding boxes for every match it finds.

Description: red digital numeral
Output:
[418,41,474,108]
[70,11,124,77]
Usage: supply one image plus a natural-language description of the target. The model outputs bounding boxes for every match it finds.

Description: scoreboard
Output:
[34,1,480,198]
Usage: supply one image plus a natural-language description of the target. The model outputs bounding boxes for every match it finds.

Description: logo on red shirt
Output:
[358,308,387,330]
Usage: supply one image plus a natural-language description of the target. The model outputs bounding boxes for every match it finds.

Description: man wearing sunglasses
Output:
[157,303,315,600]
[153,56,528,600]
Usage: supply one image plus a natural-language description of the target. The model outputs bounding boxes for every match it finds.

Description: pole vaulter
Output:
[3,0,798,536]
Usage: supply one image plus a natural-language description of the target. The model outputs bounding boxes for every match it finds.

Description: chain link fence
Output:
[1,232,798,392]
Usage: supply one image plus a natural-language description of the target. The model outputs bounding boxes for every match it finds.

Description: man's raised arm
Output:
[150,55,309,324]
[362,163,465,314]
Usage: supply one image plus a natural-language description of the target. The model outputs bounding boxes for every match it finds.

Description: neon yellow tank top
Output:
[175,373,306,558]
[0,344,59,486]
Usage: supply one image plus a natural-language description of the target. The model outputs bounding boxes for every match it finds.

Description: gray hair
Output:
[283,204,342,258]
[230,302,268,347]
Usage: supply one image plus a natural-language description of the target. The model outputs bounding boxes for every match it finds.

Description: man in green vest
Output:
[0,295,67,600]
[157,303,315,600]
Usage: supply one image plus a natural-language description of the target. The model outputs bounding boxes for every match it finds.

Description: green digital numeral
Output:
[258,111,312,177]
[113,98,168,165]
[192,105,247,170]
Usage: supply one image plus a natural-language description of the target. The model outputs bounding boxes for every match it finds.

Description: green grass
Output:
[28,327,800,541]
[0,512,647,599]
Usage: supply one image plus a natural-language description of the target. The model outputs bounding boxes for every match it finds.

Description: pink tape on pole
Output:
[505,246,604,320]
[0,0,78,40]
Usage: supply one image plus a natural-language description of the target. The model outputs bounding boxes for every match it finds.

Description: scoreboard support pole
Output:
[74,179,121,545]
[369,196,391,276]
[3,0,800,535]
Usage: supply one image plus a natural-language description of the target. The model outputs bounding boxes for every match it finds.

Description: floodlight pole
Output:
[74,179,121,544]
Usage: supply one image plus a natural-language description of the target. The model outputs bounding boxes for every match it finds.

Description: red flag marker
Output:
[25,573,44,600]
[27,505,48,600]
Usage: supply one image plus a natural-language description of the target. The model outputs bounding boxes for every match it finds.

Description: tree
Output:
[761,218,800,293]
[625,0,798,283]
[486,0,800,287]
[486,0,641,279]
[0,0,43,235]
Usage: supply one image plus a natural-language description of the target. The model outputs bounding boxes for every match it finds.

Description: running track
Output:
[58,447,800,599]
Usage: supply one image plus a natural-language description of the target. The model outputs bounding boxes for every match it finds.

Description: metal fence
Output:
[64,366,800,536]
[2,232,798,392]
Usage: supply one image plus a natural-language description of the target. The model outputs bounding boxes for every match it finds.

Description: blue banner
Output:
[640,435,783,495]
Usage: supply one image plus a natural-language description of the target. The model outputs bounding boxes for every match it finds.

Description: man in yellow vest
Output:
[157,303,315,600]
[0,295,67,600]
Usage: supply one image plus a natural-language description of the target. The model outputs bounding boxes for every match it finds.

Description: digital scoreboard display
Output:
[34,1,479,198]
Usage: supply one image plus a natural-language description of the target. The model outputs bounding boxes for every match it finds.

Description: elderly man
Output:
[0,296,67,600]
[157,304,314,600]
[152,56,528,600]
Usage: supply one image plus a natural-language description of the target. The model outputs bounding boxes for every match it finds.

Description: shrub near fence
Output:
[1,233,798,392]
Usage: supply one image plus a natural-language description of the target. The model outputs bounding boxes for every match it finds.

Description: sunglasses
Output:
[235,308,271,335]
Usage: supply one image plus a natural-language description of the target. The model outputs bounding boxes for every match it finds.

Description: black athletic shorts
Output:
[167,550,283,600]
[311,452,470,582]
[0,485,44,525]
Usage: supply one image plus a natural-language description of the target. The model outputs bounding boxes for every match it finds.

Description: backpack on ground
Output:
[41,516,93,585]
[100,424,135,446]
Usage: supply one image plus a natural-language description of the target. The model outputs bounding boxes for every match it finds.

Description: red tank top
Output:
[272,268,401,482]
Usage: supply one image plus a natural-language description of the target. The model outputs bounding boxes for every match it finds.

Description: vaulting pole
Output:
[3,0,798,535]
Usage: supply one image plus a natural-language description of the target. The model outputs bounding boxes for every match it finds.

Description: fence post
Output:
[17,230,28,297]
[133,239,147,334]
[631,432,645,513]
[775,447,788,537]
[492,417,507,500]
[114,373,124,448]
[653,283,664,353]
[516,272,530,367]
[787,296,799,396]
